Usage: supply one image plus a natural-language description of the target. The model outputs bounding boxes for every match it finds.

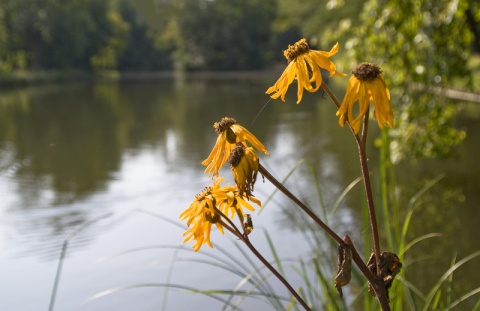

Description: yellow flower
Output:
[180,178,261,251]
[266,38,346,104]
[180,178,228,251]
[202,117,269,177]
[217,190,261,225]
[336,62,394,134]
[229,143,259,198]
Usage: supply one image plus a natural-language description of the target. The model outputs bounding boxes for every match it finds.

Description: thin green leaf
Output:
[399,175,444,254]
[449,287,480,310]
[432,289,442,309]
[306,162,328,224]
[228,236,284,310]
[422,250,480,311]
[163,248,180,311]
[329,176,362,217]
[395,275,426,302]
[263,229,286,276]
[400,233,443,256]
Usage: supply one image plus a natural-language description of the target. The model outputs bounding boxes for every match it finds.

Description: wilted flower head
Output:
[336,62,394,133]
[229,143,259,198]
[266,38,346,104]
[180,178,261,251]
[202,117,268,177]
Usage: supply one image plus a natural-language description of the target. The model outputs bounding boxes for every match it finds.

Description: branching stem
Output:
[259,163,389,309]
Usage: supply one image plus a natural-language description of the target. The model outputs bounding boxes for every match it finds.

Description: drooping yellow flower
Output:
[336,62,394,134]
[180,178,229,251]
[229,143,259,198]
[217,190,261,224]
[266,38,346,104]
[180,178,261,251]
[202,117,269,177]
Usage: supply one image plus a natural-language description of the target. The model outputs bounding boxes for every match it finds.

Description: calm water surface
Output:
[0,76,478,310]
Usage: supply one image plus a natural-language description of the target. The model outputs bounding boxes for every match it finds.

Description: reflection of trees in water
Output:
[0,80,245,204]
[0,84,126,206]
[0,76,280,253]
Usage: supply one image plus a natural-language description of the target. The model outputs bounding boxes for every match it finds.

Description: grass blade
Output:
[422,250,480,311]
[400,233,443,256]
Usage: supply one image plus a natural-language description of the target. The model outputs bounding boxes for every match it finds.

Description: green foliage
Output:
[365,0,472,160]
[158,0,276,71]
[274,0,364,49]
[0,0,280,74]
[274,0,478,161]
[116,1,172,71]
[0,0,111,70]
[0,0,172,72]
[90,9,130,71]
[343,0,475,161]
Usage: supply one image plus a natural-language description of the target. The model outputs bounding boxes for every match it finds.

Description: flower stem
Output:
[354,134,382,275]
[242,238,312,311]
[361,108,370,150]
[320,81,382,274]
[215,207,312,311]
[321,81,341,108]
[343,236,391,311]
[258,164,343,245]
[258,165,390,310]
[321,81,389,310]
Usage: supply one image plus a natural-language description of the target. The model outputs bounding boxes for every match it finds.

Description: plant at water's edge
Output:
[180,38,399,310]
[48,212,113,311]
[46,37,480,310]
[46,190,480,310]
[357,129,480,310]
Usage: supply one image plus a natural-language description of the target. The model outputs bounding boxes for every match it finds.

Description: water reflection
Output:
[0,79,266,203]
[0,77,286,259]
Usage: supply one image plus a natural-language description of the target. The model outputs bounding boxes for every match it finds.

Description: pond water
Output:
[0,75,478,310]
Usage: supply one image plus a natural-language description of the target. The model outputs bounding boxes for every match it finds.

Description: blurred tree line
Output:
[1,0,478,74]
[0,0,279,72]
[0,0,478,159]
[0,0,171,72]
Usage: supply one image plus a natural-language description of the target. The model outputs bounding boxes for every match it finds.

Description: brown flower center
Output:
[283,38,310,63]
[352,62,382,82]
[214,117,237,135]
[228,143,245,167]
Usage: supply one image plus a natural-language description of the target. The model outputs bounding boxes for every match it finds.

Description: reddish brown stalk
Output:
[343,236,391,311]
[361,108,370,150]
[257,164,390,309]
[258,164,343,245]
[321,81,389,310]
[353,133,382,275]
[321,81,382,272]
[215,208,313,311]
